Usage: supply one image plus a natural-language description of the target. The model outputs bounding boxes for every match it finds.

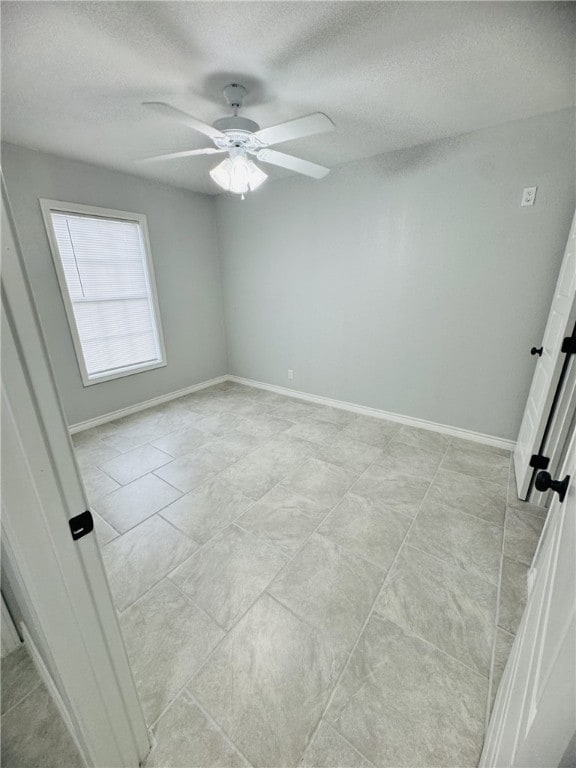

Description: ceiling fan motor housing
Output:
[212,117,265,152]
[213,116,260,134]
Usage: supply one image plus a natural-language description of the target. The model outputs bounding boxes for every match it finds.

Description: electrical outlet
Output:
[287,369,294,380]
[521,186,537,207]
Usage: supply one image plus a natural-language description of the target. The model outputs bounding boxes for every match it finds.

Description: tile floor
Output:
[1,382,547,767]
[1,646,81,768]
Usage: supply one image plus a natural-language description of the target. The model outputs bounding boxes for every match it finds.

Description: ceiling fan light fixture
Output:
[209,154,267,195]
[209,157,233,190]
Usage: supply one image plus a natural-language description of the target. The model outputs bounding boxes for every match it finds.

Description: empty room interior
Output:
[1,2,576,768]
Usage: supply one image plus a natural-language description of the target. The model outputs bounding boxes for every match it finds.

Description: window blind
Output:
[49,210,164,381]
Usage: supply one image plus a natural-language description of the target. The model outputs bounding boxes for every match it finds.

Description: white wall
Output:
[217,109,576,441]
[2,143,227,425]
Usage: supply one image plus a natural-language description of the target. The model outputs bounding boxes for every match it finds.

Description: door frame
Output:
[1,177,150,766]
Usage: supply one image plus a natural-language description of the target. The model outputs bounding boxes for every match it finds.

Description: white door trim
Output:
[1,177,150,766]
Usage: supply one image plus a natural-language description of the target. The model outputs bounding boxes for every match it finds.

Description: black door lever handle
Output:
[531,346,543,357]
[535,471,570,502]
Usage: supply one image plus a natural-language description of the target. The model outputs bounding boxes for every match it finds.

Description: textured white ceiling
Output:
[2,1,575,195]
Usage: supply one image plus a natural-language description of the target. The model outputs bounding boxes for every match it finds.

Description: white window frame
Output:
[39,199,167,387]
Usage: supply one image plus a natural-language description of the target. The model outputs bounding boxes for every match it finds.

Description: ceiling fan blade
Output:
[256,149,330,179]
[254,113,335,147]
[139,148,226,164]
[143,102,226,140]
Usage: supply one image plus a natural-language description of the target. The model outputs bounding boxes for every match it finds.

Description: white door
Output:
[1,178,150,766]
[514,211,576,499]
[481,425,575,767]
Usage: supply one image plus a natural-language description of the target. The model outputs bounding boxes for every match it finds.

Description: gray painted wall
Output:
[217,109,576,440]
[2,143,227,425]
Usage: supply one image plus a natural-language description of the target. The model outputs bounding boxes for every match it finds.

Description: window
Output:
[40,200,166,386]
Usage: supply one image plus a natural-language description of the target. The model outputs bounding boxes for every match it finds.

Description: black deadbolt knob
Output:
[531,346,543,357]
[535,470,570,503]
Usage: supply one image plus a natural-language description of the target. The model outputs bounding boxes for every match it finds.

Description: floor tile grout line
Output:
[157,512,204,547]
[97,442,175,473]
[107,511,201,612]
[118,571,222,635]
[401,539,502,589]
[505,504,549,523]
[168,432,405,646]
[90,404,353,513]
[164,459,344,688]
[384,436,448,458]
[441,503,506,529]
[180,460,374,710]
[488,573,509,708]
[101,507,188,554]
[98,422,310,543]
[438,464,511,491]
[0,678,44,719]
[92,508,122,537]
[439,453,510,487]
[149,421,316,497]
[374,473,506,530]
[98,456,175,488]
[154,440,321,556]
[159,452,320,564]
[141,639,249,757]
[87,462,122,488]
[485,459,515,730]
[371,613,491,682]
[166,575,230,632]
[183,689,256,767]
[227,519,294,557]
[265,591,354,647]
[95,407,293,497]
[317,718,379,768]
[97,493,180,536]
[250,452,385,596]
[286,445,439,763]
[96,486,188,537]
[116,563,190,615]
[295,452,452,766]
[485,545,507,730]
[189,453,347,622]
[310,528,392,575]
[145,675,200,733]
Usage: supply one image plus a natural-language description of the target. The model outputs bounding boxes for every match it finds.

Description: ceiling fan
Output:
[142,84,335,197]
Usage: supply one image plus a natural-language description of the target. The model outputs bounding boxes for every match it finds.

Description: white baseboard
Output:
[69,371,515,452]
[68,375,228,434]
[228,375,516,452]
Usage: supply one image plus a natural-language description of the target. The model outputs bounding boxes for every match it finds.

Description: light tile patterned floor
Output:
[1,382,546,768]
[0,647,80,768]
